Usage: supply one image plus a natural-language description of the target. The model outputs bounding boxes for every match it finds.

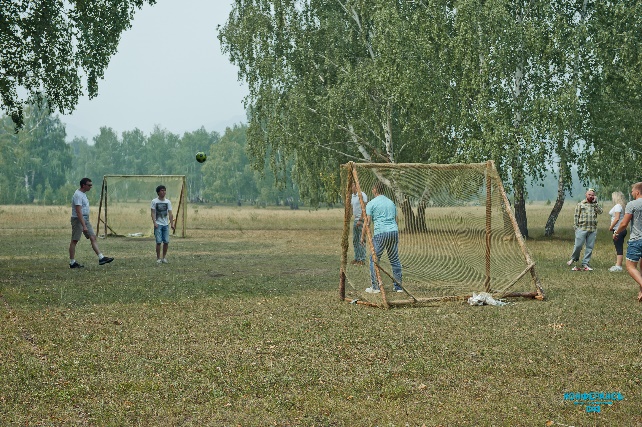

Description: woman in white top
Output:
[608,191,628,271]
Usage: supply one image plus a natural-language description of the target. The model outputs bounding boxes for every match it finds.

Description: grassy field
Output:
[0,203,640,426]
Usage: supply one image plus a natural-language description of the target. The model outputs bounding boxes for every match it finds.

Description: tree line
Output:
[0,105,299,207]
[3,1,641,236]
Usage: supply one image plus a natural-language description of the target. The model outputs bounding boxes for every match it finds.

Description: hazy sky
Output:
[60,0,248,142]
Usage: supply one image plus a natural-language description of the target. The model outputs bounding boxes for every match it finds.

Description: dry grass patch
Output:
[1,203,641,426]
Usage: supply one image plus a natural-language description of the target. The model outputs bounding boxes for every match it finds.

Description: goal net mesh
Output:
[340,162,543,307]
[97,175,186,238]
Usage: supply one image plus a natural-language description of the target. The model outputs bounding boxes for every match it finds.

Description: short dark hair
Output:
[156,185,166,194]
[80,177,92,186]
[373,181,385,195]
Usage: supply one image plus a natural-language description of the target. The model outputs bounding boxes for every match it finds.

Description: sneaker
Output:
[394,286,404,293]
[571,266,581,271]
[566,259,575,266]
[609,265,623,272]
[99,256,114,265]
[350,260,359,265]
[156,259,163,264]
[365,287,380,294]
[355,260,365,266]
[69,261,84,269]
[162,258,168,264]
[582,265,593,271]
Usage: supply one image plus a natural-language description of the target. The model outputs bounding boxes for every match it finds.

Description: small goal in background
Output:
[97,175,187,238]
[340,161,544,308]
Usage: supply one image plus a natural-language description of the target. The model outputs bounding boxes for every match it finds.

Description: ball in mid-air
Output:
[195,152,207,163]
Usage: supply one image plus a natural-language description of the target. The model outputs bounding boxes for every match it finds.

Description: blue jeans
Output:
[626,238,642,262]
[570,229,597,267]
[352,220,366,261]
[154,225,170,244]
[370,231,402,289]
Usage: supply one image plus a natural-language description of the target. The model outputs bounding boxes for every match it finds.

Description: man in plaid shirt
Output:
[567,188,603,271]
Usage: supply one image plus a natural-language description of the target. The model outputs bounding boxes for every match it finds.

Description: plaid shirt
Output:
[574,199,603,232]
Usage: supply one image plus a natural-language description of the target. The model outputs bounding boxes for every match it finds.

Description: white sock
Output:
[98,253,104,260]
[70,259,75,265]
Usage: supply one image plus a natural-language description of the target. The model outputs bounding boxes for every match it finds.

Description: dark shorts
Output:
[613,229,627,256]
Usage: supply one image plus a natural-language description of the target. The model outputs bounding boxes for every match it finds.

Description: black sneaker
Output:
[99,256,114,265]
[70,261,84,269]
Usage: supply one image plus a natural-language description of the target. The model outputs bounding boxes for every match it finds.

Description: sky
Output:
[60,0,248,142]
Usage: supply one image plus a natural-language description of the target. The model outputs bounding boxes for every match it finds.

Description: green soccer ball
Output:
[195,152,207,163]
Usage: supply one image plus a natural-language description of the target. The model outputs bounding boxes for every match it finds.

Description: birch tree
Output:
[1,0,156,128]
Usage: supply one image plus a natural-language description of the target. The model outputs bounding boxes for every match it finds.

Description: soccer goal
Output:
[97,175,187,238]
[340,161,544,308]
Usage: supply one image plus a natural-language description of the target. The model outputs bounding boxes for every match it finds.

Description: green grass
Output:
[0,204,641,426]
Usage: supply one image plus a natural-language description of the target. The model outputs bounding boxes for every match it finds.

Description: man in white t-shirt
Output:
[350,182,368,265]
[151,185,175,264]
[69,178,114,268]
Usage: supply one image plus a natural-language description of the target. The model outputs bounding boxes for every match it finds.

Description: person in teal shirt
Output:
[361,181,403,293]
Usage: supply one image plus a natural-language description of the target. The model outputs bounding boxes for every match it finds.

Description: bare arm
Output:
[609,211,621,231]
[151,208,157,228]
[75,205,87,231]
[614,213,632,239]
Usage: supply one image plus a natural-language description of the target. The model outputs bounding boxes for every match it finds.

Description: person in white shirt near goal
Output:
[350,182,368,265]
[151,185,175,264]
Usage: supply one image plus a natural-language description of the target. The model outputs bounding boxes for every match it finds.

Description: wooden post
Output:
[489,161,545,299]
[181,176,186,237]
[340,163,354,301]
[352,165,389,308]
[173,178,186,237]
[97,177,106,236]
[484,161,492,292]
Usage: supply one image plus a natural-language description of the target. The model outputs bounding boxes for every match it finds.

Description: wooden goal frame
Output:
[97,175,187,237]
[339,161,544,308]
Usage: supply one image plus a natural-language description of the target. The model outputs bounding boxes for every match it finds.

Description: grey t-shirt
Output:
[625,198,642,241]
[71,189,90,219]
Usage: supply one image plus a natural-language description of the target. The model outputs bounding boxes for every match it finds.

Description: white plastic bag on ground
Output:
[468,292,508,306]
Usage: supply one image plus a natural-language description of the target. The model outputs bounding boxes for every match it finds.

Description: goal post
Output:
[340,161,544,308]
[97,175,187,238]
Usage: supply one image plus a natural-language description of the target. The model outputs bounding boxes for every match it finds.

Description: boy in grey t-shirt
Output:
[613,182,642,302]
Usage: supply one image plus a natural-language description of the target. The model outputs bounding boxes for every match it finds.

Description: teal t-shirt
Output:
[366,195,398,235]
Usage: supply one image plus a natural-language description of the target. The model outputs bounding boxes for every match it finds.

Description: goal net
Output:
[340,161,544,308]
[97,175,187,238]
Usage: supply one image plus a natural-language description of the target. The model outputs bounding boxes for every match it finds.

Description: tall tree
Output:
[584,1,642,186]
[177,127,219,199]
[220,0,559,235]
[202,125,255,203]
[0,103,71,202]
[0,0,156,128]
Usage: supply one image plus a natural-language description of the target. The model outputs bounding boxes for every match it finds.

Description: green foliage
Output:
[0,114,305,207]
[0,0,157,129]
[0,103,72,203]
[219,0,642,234]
